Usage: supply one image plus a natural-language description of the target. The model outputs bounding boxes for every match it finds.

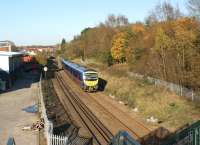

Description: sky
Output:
[0,0,188,45]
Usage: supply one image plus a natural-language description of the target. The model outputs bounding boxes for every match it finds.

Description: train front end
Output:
[83,70,98,92]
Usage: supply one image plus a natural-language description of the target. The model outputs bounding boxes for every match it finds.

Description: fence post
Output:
[129,72,200,104]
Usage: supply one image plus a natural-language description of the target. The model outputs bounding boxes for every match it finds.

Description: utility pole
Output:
[83,34,87,62]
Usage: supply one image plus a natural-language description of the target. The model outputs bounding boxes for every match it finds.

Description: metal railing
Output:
[127,72,200,103]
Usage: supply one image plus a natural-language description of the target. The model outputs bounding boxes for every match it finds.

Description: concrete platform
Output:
[0,71,39,145]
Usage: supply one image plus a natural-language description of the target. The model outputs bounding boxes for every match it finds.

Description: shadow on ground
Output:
[0,63,41,94]
[9,72,40,92]
[98,78,107,91]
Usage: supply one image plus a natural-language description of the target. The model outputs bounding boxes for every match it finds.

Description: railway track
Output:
[59,72,150,142]
[56,70,151,143]
[55,72,113,145]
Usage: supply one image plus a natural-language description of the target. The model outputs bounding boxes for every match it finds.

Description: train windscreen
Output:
[84,73,98,81]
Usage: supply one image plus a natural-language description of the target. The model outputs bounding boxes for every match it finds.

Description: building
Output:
[0,51,24,90]
[0,52,24,73]
[20,45,56,56]
[0,40,17,52]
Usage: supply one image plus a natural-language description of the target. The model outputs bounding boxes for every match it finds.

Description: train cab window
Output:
[85,73,98,81]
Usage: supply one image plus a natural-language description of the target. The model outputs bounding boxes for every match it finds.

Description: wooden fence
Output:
[49,134,68,145]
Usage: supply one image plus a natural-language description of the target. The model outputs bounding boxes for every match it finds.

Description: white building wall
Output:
[0,56,9,73]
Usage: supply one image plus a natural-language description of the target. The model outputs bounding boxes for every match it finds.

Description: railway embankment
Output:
[73,58,200,132]
[60,70,150,137]
[42,57,200,144]
[44,58,152,144]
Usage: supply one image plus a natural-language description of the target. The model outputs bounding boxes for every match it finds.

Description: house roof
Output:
[0,40,15,47]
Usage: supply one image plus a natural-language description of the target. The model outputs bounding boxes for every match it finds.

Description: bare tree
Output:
[188,0,200,20]
[147,1,183,23]
[105,14,117,27]
[116,15,129,26]
[105,14,129,27]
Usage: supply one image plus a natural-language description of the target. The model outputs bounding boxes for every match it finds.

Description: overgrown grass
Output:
[73,58,200,130]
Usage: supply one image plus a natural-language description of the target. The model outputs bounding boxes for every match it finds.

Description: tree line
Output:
[58,0,200,90]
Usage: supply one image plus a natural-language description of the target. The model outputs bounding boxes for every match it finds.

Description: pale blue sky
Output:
[0,0,188,45]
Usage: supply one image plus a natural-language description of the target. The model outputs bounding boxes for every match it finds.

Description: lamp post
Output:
[43,66,48,79]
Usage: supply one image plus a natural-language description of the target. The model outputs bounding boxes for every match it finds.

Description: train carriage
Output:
[61,59,98,92]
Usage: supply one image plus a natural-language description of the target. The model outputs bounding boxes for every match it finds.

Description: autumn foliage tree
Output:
[60,1,200,89]
[111,30,133,63]
[151,18,199,87]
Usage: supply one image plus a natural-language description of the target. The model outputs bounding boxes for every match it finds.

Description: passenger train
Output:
[61,59,98,92]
